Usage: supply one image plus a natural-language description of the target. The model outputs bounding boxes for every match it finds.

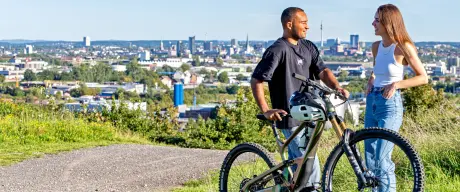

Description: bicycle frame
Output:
[241,94,362,192]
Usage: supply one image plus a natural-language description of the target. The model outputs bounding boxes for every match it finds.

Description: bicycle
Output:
[219,73,424,192]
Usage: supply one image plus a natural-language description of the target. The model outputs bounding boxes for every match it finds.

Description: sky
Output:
[0,0,458,42]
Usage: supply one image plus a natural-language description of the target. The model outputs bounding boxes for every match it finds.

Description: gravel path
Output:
[0,144,229,192]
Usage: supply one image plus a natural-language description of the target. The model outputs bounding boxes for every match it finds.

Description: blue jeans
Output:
[281,127,320,189]
[364,87,403,192]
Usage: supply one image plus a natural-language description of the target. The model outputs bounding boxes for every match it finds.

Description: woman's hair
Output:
[378,4,416,59]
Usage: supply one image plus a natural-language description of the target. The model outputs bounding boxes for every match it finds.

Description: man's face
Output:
[290,11,309,40]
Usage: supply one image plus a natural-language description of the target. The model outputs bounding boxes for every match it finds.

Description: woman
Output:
[364,4,428,191]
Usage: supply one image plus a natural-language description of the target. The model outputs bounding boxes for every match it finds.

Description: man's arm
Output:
[307,40,349,98]
[250,78,269,113]
[250,78,286,121]
[319,68,340,90]
[250,48,287,120]
[318,69,350,98]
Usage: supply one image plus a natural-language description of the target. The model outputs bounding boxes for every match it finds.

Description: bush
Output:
[402,83,444,113]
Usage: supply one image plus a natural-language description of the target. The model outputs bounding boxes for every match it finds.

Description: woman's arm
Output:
[366,41,380,95]
[395,42,428,89]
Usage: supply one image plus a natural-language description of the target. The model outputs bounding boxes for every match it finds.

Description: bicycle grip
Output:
[256,113,290,121]
[256,114,267,120]
[292,73,307,82]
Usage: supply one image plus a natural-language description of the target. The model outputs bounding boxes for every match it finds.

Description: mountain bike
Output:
[219,73,424,192]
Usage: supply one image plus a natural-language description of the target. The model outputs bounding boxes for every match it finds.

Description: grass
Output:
[173,99,460,192]
[0,100,150,166]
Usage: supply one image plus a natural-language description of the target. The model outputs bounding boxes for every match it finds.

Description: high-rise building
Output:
[160,40,164,51]
[189,36,196,54]
[204,41,213,51]
[335,37,341,45]
[231,38,237,47]
[326,39,336,47]
[25,45,33,54]
[83,36,91,47]
[227,47,235,56]
[350,34,359,49]
[447,57,459,68]
[245,34,250,52]
[177,40,182,57]
[140,50,151,61]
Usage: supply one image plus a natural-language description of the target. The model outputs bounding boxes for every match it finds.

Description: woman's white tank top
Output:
[373,41,404,87]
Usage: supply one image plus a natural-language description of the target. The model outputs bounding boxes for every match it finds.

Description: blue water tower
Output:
[174,83,184,106]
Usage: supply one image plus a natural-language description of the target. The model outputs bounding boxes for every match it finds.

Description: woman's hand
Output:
[366,83,373,96]
[382,82,398,99]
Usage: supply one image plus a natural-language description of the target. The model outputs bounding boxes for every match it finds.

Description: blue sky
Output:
[1,0,457,42]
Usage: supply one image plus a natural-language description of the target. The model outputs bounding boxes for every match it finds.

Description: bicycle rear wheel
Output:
[219,143,282,192]
[322,127,424,192]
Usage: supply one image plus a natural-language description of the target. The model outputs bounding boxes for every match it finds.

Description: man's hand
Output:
[263,109,288,121]
[318,69,349,99]
[336,87,350,99]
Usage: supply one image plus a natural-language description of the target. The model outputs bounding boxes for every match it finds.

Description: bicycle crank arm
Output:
[342,129,368,186]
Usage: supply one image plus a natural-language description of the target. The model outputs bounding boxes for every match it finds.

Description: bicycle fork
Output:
[342,129,373,190]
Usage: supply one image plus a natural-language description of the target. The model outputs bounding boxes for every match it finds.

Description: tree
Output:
[226,85,240,94]
[205,70,218,82]
[236,74,246,81]
[198,68,210,75]
[246,66,253,72]
[70,89,81,98]
[338,70,349,82]
[55,91,62,100]
[216,57,224,67]
[37,70,58,80]
[158,65,175,73]
[192,55,201,66]
[231,54,243,60]
[24,69,37,81]
[218,72,229,83]
[60,72,73,81]
[344,79,367,94]
[126,58,144,82]
[180,63,191,72]
[92,62,114,83]
[11,87,25,97]
[0,75,5,83]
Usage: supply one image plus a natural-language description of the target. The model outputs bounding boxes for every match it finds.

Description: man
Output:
[250,7,349,191]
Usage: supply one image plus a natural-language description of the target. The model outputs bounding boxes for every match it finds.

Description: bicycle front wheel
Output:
[322,127,424,192]
[219,143,281,192]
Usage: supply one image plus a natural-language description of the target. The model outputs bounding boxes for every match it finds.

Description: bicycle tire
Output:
[219,142,278,192]
[321,127,424,192]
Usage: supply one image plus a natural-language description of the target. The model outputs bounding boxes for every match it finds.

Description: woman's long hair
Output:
[378,4,416,61]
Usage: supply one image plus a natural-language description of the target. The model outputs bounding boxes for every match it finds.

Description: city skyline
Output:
[0,0,458,42]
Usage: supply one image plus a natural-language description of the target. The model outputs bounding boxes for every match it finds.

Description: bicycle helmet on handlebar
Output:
[289,90,327,122]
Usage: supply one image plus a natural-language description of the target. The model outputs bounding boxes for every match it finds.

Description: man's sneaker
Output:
[299,186,320,192]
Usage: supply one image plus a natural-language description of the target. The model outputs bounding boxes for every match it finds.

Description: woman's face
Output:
[372,11,385,36]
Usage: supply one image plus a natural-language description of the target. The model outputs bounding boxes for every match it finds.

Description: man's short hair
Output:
[281,7,304,25]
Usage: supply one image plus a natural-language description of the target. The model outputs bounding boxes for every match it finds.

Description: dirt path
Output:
[0,144,229,192]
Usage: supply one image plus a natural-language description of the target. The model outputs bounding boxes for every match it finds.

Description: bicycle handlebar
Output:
[256,113,291,121]
[292,73,348,101]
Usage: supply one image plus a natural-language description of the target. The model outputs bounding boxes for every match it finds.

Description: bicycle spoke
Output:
[326,135,417,191]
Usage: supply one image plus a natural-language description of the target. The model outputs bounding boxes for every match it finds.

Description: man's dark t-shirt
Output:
[252,37,327,129]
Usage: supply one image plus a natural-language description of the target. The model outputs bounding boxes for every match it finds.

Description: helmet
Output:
[289,91,327,122]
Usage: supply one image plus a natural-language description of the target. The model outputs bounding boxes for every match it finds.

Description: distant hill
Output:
[1,39,459,48]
